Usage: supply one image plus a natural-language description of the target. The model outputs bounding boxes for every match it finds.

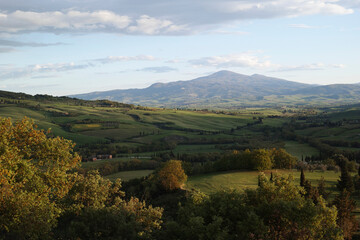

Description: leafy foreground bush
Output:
[159,174,344,240]
[0,118,162,240]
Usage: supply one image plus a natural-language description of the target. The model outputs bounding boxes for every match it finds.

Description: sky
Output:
[0,0,359,96]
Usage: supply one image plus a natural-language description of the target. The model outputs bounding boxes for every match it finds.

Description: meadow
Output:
[105,170,154,182]
[186,169,340,194]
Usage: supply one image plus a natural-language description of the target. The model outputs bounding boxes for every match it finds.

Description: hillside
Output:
[71,70,360,107]
[2,89,360,182]
[291,84,360,97]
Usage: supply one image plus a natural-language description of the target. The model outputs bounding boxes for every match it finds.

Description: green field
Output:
[284,141,320,160]
[186,170,340,194]
[1,92,360,164]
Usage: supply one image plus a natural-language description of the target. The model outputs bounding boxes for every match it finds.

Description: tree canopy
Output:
[160,174,343,240]
[157,160,187,191]
[0,117,163,239]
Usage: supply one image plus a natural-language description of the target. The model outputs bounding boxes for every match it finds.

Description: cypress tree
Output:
[300,168,305,187]
[304,180,319,204]
[338,159,354,193]
[332,190,358,240]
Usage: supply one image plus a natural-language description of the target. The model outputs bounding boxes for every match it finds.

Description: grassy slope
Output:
[0,101,283,148]
[1,96,359,159]
[186,170,340,194]
[284,141,320,160]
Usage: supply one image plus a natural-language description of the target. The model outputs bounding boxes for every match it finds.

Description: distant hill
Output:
[0,90,134,108]
[70,70,360,107]
[291,84,360,97]
[71,71,313,107]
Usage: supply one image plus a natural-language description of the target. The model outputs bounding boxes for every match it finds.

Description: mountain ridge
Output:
[70,70,360,108]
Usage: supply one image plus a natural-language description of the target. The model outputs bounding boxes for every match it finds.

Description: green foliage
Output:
[214,148,297,172]
[251,149,273,171]
[59,171,163,239]
[0,117,163,239]
[317,177,329,200]
[0,117,80,239]
[271,148,297,169]
[55,207,141,240]
[333,190,358,240]
[300,168,305,187]
[338,157,355,193]
[160,174,342,240]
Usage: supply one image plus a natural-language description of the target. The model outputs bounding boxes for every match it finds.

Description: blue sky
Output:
[0,0,359,96]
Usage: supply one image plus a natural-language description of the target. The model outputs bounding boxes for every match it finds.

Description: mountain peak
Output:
[251,74,265,77]
[209,70,241,77]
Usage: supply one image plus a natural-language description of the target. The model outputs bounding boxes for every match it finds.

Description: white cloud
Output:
[166,59,183,64]
[0,10,131,33]
[0,39,65,47]
[136,66,177,73]
[331,64,346,68]
[0,0,354,35]
[128,15,187,35]
[0,54,160,79]
[189,53,345,72]
[222,0,353,17]
[189,53,275,68]
[95,55,156,64]
[0,62,90,80]
[0,10,187,35]
[275,63,346,71]
[32,62,89,72]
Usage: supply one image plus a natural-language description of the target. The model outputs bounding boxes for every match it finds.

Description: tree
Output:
[300,169,305,187]
[0,117,80,239]
[303,179,320,204]
[251,149,273,171]
[338,159,355,193]
[317,177,329,200]
[56,170,163,239]
[0,117,163,239]
[160,174,343,240]
[271,148,297,169]
[333,190,358,240]
[157,160,187,191]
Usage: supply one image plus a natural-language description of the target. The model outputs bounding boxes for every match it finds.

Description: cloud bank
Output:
[0,10,187,35]
[0,0,355,35]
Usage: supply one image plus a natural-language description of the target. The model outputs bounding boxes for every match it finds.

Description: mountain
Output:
[71,70,360,107]
[292,84,360,96]
[71,71,314,107]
